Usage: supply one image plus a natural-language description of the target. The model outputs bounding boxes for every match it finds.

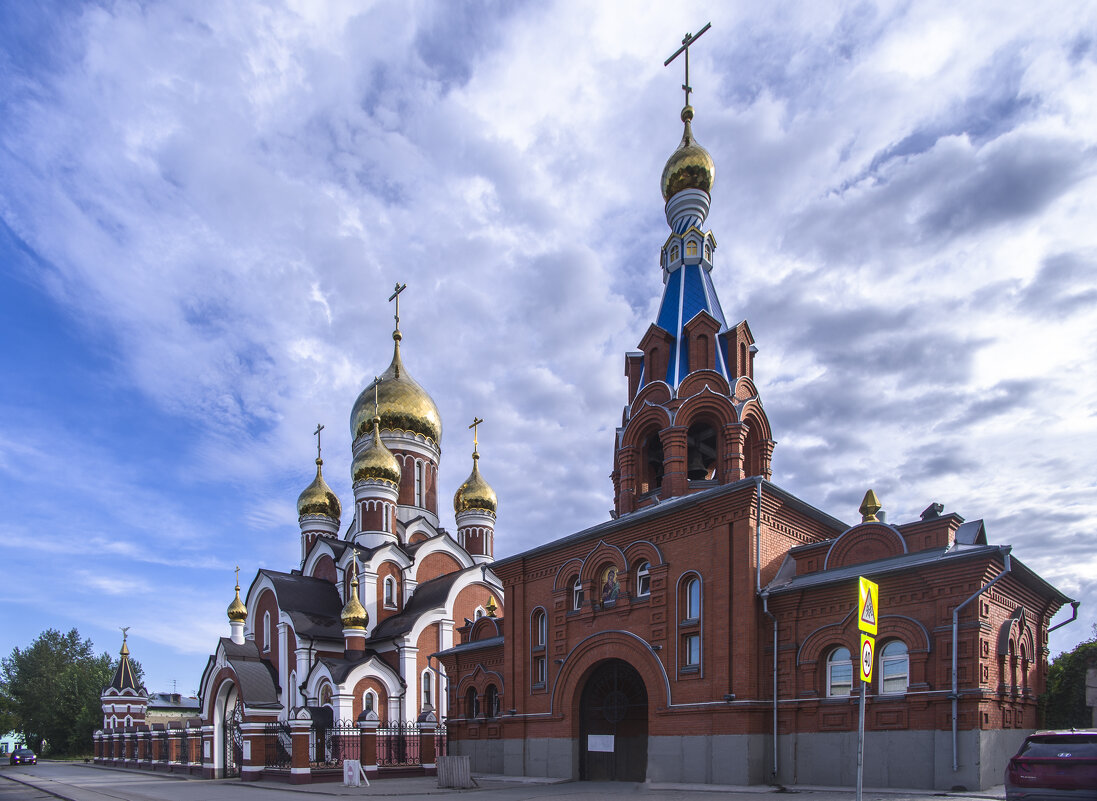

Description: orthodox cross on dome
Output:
[389,282,407,332]
[664,21,711,107]
[373,376,382,418]
[234,565,241,588]
[313,423,324,460]
[469,417,484,456]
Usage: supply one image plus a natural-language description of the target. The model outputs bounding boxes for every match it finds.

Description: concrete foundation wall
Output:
[451,738,574,779]
[647,734,767,784]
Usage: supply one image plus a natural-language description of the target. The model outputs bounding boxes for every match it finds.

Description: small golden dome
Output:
[454,453,498,516]
[297,458,342,520]
[227,584,248,623]
[350,334,442,446]
[352,417,402,486]
[660,106,715,201]
[341,574,369,631]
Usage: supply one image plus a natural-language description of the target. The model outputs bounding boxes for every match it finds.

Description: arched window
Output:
[635,561,651,597]
[465,688,479,719]
[475,607,485,619]
[684,577,700,620]
[531,608,548,689]
[382,502,390,533]
[641,431,664,493]
[485,684,500,718]
[704,242,711,260]
[263,611,271,652]
[670,245,679,261]
[686,422,718,481]
[686,241,698,257]
[319,683,333,709]
[383,576,397,609]
[289,671,297,708]
[571,575,584,611]
[739,342,748,377]
[422,670,434,709]
[827,647,853,697]
[1020,641,1029,691]
[414,461,424,507]
[879,641,909,694]
[363,690,376,716]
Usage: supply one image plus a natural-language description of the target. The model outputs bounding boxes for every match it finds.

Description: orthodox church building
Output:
[96,38,1077,793]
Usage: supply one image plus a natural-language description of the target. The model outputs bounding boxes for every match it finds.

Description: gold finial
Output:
[388,282,407,341]
[859,489,882,523]
[119,626,130,656]
[486,595,498,618]
[340,554,369,630]
[227,565,248,622]
[469,417,484,458]
[664,22,711,109]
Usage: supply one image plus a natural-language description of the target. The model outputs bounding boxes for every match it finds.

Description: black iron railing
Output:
[309,720,360,768]
[264,721,292,768]
[178,729,189,765]
[377,721,421,767]
[159,731,169,763]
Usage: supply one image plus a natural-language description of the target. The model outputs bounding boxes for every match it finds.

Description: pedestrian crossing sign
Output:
[858,576,878,635]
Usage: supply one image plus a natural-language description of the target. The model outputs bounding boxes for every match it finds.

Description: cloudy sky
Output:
[1,1,1095,695]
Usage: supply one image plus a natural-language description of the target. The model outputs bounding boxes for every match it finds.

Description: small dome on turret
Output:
[352,417,402,486]
[297,458,342,520]
[227,583,248,623]
[454,453,497,517]
[660,106,715,201]
[341,568,369,631]
[350,332,442,446]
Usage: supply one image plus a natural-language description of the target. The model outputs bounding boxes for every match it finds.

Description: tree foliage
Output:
[0,628,143,756]
[1041,624,1097,729]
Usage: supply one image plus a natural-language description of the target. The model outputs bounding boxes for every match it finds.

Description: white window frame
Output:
[879,641,909,695]
[383,576,397,609]
[827,647,853,697]
[363,690,376,715]
[636,561,651,597]
[263,611,271,652]
[421,669,434,709]
[572,576,583,611]
[414,461,424,507]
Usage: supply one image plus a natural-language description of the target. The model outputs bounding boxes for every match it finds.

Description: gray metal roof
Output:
[367,568,471,642]
[259,569,343,641]
[432,635,504,660]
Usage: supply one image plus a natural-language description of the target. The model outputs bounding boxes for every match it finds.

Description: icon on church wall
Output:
[601,566,620,605]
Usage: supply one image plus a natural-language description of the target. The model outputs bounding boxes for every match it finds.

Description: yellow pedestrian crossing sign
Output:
[858,576,878,635]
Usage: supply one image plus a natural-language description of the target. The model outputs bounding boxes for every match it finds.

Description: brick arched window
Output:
[531,608,547,689]
[678,573,702,673]
[485,684,500,719]
[827,647,853,697]
[879,640,909,695]
[635,561,651,597]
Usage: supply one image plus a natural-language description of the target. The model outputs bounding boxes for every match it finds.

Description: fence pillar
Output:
[200,724,214,779]
[418,720,438,774]
[357,714,379,778]
[239,722,267,782]
[289,715,313,784]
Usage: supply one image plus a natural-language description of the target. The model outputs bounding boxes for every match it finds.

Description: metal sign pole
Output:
[856,679,865,801]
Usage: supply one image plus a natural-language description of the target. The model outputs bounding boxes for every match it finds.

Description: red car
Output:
[1005,730,1097,801]
[9,748,37,765]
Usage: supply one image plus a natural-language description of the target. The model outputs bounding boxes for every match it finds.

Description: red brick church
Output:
[434,83,1076,793]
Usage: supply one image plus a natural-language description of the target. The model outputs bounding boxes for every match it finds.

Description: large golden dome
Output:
[352,417,402,486]
[350,333,442,446]
[660,106,715,201]
[297,458,342,520]
[454,453,498,516]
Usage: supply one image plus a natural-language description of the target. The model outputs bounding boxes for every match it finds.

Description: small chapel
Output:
[95,29,1077,792]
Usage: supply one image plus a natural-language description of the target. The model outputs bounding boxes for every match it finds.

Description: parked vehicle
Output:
[1005,729,1097,800]
[9,748,36,765]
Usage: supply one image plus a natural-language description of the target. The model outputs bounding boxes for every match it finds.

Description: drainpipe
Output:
[755,477,763,593]
[1047,600,1079,634]
[762,592,778,783]
[951,546,1011,773]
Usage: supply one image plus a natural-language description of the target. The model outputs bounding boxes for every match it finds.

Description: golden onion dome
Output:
[297,458,342,520]
[350,333,442,446]
[227,584,248,623]
[454,453,498,516]
[341,574,369,630]
[660,105,715,201]
[352,417,402,486]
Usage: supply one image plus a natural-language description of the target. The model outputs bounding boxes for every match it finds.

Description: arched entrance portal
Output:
[579,659,648,781]
[213,682,243,778]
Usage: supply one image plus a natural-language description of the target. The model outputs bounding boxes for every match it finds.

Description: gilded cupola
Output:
[349,330,442,447]
[297,458,342,521]
[341,562,369,631]
[352,414,402,486]
[454,452,497,516]
[227,582,248,623]
[660,105,715,201]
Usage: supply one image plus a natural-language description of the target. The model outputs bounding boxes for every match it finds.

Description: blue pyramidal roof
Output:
[644,263,732,389]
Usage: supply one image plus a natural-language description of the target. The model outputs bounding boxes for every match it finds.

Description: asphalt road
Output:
[0,762,1008,801]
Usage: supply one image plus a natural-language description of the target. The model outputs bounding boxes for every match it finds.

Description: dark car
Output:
[9,748,37,765]
[1005,730,1097,801]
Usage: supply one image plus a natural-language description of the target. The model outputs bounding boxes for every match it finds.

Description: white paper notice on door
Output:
[587,734,614,752]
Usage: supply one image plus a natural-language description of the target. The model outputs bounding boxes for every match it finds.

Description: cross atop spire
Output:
[313,423,324,460]
[234,565,240,588]
[469,417,484,456]
[373,376,382,420]
[664,22,712,108]
[389,282,407,334]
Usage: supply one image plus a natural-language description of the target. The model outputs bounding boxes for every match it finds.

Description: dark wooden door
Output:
[579,659,648,781]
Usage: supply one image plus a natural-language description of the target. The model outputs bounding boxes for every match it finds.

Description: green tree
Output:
[0,628,143,756]
[1041,624,1097,729]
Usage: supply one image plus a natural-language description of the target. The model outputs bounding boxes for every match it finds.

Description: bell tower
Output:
[612,27,774,516]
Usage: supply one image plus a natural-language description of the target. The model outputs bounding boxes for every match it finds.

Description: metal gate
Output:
[223,693,243,778]
[578,659,648,781]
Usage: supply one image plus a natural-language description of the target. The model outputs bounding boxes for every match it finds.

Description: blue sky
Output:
[1,1,1095,695]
